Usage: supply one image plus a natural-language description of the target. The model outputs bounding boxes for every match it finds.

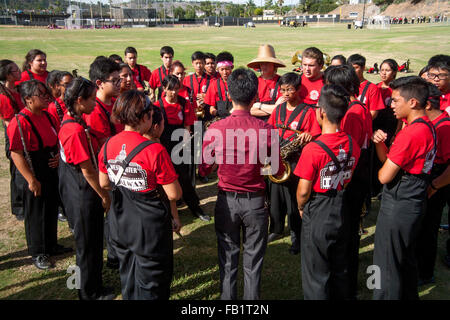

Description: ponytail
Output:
[64,77,96,129]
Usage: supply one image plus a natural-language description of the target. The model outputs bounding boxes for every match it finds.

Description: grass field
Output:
[0,23,449,300]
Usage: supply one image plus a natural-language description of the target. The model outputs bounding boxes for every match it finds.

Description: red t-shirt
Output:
[358,80,384,112]
[0,91,24,121]
[267,103,321,141]
[59,114,99,166]
[387,116,436,174]
[7,108,59,152]
[341,100,373,150]
[47,97,67,127]
[440,91,450,114]
[130,64,151,89]
[162,85,198,112]
[377,82,393,108]
[149,65,169,90]
[257,75,282,103]
[204,77,228,107]
[299,74,324,105]
[183,73,212,98]
[98,131,178,193]
[431,112,450,165]
[85,98,124,142]
[154,96,195,127]
[16,70,48,85]
[294,132,361,193]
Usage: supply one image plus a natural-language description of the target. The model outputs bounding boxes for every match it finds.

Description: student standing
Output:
[199,68,283,300]
[149,46,174,102]
[371,76,436,300]
[99,90,182,300]
[183,51,212,109]
[204,53,219,80]
[425,55,450,114]
[295,84,361,300]
[298,47,325,106]
[47,70,73,126]
[0,60,25,220]
[118,63,135,94]
[58,77,115,300]
[124,47,151,93]
[17,49,49,85]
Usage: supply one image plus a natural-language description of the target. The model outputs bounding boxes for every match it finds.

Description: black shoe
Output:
[32,255,52,270]
[418,276,435,286]
[288,244,300,255]
[176,199,184,207]
[267,233,283,243]
[192,207,211,222]
[58,212,68,222]
[96,286,116,300]
[106,258,120,270]
[51,244,73,256]
[198,175,209,183]
[69,228,75,235]
[15,214,24,221]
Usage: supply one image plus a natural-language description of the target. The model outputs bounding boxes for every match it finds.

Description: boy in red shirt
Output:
[295,84,361,300]
[425,55,450,114]
[183,51,213,109]
[204,52,219,79]
[266,72,321,252]
[149,46,174,102]
[372,76,436,300]
[124,47,151,93]
[347,54,384,119]
[248,44,286,122]
[204,51,234,119]
[416,84,450,285]
[298,47,325,106]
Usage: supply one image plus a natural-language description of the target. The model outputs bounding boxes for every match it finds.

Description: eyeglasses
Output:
[280,88,296,93]
[427,72,449,81]
[104,78,122,86]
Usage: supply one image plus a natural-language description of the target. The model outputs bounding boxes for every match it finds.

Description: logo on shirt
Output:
[202,85,207,93]
[423,148,436,174]
[107,144,148,192]
[319,146,355,190]
[178,111,184,121]
[290,121,298,130]
[310,90,319,101]
[270,88,275,97]
[358,94,367,104]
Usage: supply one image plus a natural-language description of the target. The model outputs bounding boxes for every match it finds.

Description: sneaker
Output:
[267,233,283,243]
[418,276,435,286]
[106,258,120,270]
[51,244,73,256]
[58,212,68,222]
[32,255,52,270]
[193,207,211,222]
[15,214,24,221]
[288,242,300,255]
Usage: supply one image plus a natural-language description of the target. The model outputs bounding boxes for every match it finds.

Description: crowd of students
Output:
[0,45,449,300]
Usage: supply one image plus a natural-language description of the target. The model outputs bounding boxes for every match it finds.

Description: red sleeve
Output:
[151,145,178,185]
[342,112,363,147]
[387,129,412,168]
[6,117,25,151]
[436,124,450,163]
[303,108,321,137]
[63,130,91,165]
[16,71,31,86]
[85,106,110,141]
[182,76,191,89]
[98,143,107,174]
[149,69,159,90]
[47,102,58,122]
[368,85,385,112]
[204,81,217,107]
[294,143,317,181]
[142,66,152,82]
[0,95,15,121]
[267,108,277,129]
[46,111,60,133]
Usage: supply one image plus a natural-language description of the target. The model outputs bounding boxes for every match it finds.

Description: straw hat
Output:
[247,44,286,69]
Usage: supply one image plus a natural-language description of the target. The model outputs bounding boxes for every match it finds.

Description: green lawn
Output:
[0,23,449,300]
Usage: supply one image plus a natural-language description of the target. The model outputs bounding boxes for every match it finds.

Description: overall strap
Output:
[54,99,64,122]
[205,76,211,93]
[157,66,166,99]
[103,137,111,167]
[349,99,367,111]
[42,111,57,132]
[96,98,116,136]
[434,117,450,128]
[217,78,223,101]
[270,78,280,104]
[136,64,146,89]
[411,117,437,155]
[18,112,43,149]
[60,119,77,127]
[177,96,186,127]
[359,81,371,104]
[26,70,34,80]
[190,75,194,101]
[280,103,305,140]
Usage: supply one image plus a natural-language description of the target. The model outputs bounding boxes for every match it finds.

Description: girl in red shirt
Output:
[1,59,25,220]
[58,77,114,300]
[118,63,135,94]
[7,80,61,270]
[98,90,182,300]
[17,49,49,85]
[47,70,73,125]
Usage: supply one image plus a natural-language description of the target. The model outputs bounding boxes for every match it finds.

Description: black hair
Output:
[227,68,258,107]
[124,47,138,56]
[46,70,62,90]
[151,103,163,125]
[347,54,366,68]
[426,82,442,110]
[204,53,216,61]
[64,77,97,128]
[380,59,399,77]
[331,55,346,65]
[119,63,132,72]
[279,72,302,89]
[113,90,151,127]
[324,65,359,97]
[0,60,19,113]
[419,65,430,77]
[160,46,174,57]
[22,49,46,71]
[216,51,234,64]
[162,74,180,91]
[93,55,107,62]
[89,57,121,84]
[318,84,350,124]
[18,79,51,107]
[427,54,450,70]
[109,54,123,63]
[389,76,429,109]
[191,51,205,62]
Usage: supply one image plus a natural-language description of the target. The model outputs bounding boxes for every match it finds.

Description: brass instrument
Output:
[196,105,205,118]
[266,124,305,184]
[291,50,332,71]
[204,116,222,130]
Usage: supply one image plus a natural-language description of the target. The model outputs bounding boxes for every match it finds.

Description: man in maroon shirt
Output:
[199,68,282,300]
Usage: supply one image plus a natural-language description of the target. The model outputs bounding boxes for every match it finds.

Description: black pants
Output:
[301,191,350,300]
[175,162,200,212]
[10,159,24,216]
[373,174,427,300]
[59,161,104,299]
[215,190,268,300]
[268,176,301,246]
[104,205,118,262]
[416,173,450,279]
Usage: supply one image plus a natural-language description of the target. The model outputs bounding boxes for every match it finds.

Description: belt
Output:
[310,189,340,198]
[401,170,430,182]
[219,189,265,199]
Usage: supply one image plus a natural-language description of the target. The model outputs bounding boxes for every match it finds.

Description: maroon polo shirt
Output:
[199,109,283,193]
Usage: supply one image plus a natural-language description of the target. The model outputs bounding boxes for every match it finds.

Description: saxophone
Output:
[267,125,305,184]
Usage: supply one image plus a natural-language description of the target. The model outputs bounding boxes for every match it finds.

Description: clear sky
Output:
[75,0,300,6]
